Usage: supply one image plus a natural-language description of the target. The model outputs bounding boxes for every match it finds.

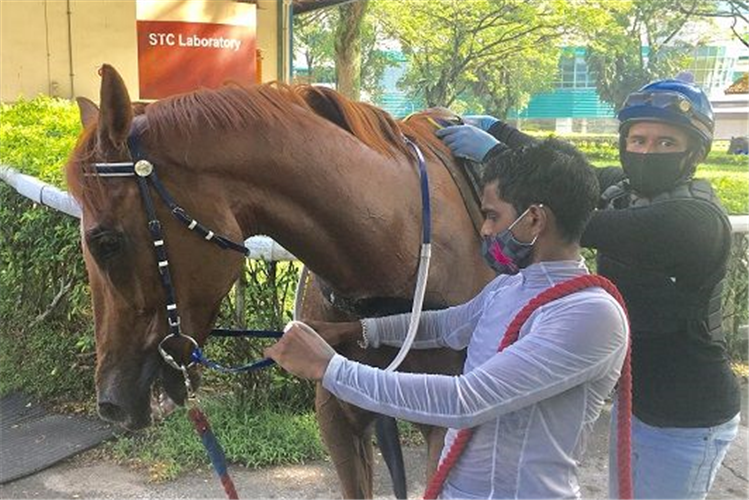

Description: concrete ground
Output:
[1,406,747,499]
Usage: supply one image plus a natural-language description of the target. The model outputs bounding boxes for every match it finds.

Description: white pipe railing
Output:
[1,165,82,218]
[2,165,749,251]
[0,165,297,261]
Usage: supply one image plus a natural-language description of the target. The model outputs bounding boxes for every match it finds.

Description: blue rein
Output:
[193,329,283,373]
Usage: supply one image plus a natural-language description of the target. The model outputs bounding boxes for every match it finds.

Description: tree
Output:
[369,0,588,115]
[335,0,369,99]
[293,1,392,102]
[585,0,715,111]
[293,9,336,84]
[677,0,749,48]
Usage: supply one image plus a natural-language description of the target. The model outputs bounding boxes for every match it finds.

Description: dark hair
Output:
[481,138,599,242]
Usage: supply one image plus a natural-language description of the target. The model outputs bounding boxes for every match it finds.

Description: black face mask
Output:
[620,151,691,197]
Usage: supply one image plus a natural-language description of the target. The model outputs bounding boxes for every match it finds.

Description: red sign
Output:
[137,20,256,99]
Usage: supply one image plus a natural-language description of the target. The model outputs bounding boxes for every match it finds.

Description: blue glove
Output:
[436,125,501,162]
[463,115,501,132]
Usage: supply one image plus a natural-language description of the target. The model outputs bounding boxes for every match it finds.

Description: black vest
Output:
[598,179,731,341]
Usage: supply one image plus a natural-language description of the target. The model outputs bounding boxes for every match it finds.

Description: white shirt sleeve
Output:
[364,276,506,350]
[322,292,628,429]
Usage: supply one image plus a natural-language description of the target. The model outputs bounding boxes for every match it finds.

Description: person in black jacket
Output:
[436,77,741,499]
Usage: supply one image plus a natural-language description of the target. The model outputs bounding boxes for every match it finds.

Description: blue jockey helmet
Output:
[618,79,715,154]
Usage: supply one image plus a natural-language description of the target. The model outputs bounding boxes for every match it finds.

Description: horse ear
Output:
[76,97,99,128]
[97,64,133,150]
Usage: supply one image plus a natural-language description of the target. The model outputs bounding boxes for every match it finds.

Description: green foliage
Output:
[0,319,94,399]
[722,233,749,361]
[698,170,749,216]
[0,187,88,314]
[0,96,81,185]
[110,396,325,479]
[370,0,578,113]
[584,0,716,111]
[293,9,337,83]
[293,2,393,100]
[0,96,93,401]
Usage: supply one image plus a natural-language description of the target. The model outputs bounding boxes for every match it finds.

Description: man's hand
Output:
[264,321,337,381]
[436,125,502,162]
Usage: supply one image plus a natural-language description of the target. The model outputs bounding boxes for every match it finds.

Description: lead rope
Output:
[187,405,239,499]
[176,368,239,500]
[422,274,633,499]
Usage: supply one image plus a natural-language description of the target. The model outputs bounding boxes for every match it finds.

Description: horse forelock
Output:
[65,126,109,213]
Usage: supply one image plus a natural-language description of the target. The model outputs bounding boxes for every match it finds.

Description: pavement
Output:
[1,405,747,499]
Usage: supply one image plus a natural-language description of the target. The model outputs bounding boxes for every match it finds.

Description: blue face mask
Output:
[481,206,540,275]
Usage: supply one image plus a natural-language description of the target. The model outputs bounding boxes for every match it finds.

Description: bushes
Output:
[0,96,80,185]
[0,97,93,401]
[205,260,315,412]
[723,234,749,360]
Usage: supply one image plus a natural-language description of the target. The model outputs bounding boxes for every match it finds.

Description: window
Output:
[555,53,595,89]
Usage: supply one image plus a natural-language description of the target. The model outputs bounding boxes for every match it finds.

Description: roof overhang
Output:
[292,0,361,15]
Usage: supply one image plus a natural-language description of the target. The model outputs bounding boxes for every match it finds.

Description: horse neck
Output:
[194,115,425,298]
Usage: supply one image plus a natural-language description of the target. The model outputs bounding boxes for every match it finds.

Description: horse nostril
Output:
[98,401,126,422]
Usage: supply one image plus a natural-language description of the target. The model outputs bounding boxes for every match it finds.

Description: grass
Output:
[109,395,326,482]
[694,163,748,216]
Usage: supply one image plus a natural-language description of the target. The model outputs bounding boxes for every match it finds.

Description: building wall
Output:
[0,0,286,103]
[712,95,749,140]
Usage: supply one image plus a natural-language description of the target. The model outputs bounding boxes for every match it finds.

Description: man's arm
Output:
[322,292,627,429]
[365,276,505,350]
[474,118,627,194]
[582,199,730,270]
[486,121,537,149]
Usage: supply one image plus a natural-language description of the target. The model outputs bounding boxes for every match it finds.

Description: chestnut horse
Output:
[66,65,493,498]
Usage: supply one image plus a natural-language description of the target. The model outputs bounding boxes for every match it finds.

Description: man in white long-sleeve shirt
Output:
[266,138,629,499]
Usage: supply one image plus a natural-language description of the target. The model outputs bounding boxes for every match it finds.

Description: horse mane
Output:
[66,81,452,210]
[292,85,452,159]
[142,82,415,158]
[294,85,412,157]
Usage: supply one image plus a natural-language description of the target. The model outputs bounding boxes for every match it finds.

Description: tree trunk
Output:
[335,0,368,100]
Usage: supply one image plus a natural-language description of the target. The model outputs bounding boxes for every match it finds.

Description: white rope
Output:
[384,242,431,372]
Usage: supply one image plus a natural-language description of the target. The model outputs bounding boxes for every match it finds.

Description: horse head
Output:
[66,65,245,429]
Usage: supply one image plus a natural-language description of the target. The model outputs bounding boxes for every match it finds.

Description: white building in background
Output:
[693,18,748,141]
[712,87,748,141]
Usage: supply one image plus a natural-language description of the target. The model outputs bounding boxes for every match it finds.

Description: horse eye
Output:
[86,229,124,261]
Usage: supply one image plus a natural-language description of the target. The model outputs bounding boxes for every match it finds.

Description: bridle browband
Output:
[86,124,432,378]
